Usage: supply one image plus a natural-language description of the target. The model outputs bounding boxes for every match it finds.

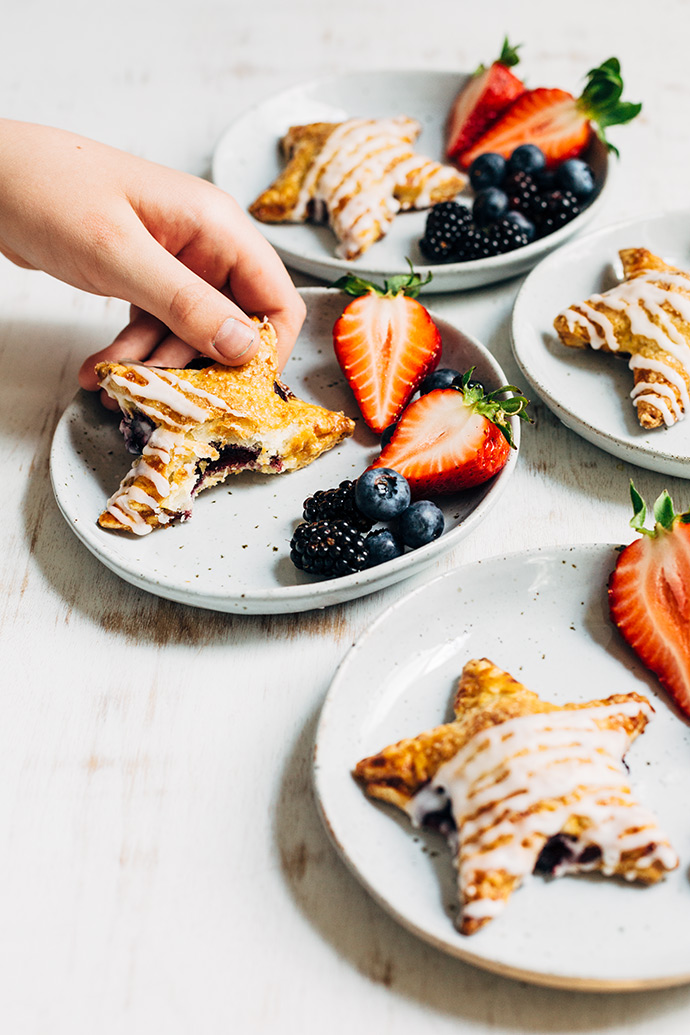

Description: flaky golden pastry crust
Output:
[554,248,690,429]
[354,658,678,935]
[250,117,466,260]
[96,319,354,535]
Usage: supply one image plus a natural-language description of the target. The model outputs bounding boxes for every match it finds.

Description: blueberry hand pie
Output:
[554,248,690,429]
[96,319,354,535]
[249,117,467,260]
[354,658,677,935]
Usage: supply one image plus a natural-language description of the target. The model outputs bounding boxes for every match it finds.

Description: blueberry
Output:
[418,368,462,395]
[534,167,556,192]
[364,528,405,567]
[380,423,397,448]
[452,374,485,392]
[507,144,546,176]
[555,158,596,198]
[472,187,509,226]
[504,209,536,242]
[468,152,506,191]
[396,500,445,548]
[355,468,411,521]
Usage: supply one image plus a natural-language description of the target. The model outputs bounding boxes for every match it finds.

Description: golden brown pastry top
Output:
[95,318,355,535]
[553,247,690,429]
[355,658,678,935]
[250,116,466,259]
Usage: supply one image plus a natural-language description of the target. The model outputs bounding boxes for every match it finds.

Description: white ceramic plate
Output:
[50,287,519,614]
[511,209,690,478]
[212,70,609,293]
[313,544,690,990]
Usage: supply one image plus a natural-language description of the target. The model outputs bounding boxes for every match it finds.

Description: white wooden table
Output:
[3,2,690,1031]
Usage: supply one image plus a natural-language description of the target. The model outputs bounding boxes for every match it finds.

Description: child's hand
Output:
[0,120,306,399]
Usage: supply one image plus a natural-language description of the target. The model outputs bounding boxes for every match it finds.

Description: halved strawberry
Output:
[446,37,525,162]
[368,370,531,494]
[609,483,690,719]
[332,269,441,435]
[459,57,641,169]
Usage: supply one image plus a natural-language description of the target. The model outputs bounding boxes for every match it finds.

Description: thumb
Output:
[111,232,260,365]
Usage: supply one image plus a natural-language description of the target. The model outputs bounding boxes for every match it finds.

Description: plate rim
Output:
[49,286,520,614]
[212,68,610,292]
[510,206,690,475]
[312,541,690,991]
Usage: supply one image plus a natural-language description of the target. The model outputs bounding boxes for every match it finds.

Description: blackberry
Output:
[420,201,472,262]
[482,217,531,255]
[533,189,581,237]
[504,209,536,242]
[504,171,541,218]
[302,480,372,532]
[455,225,491,262]
[290,520,369,578]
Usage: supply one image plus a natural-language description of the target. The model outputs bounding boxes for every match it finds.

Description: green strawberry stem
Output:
[474,35,522,76]
[331,260,432,299]
[456,367,532,448]
[628,481,690,538]
[576,58,642,156]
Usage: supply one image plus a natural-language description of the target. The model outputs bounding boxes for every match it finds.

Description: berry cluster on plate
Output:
[289,273,531,580]
[419,41,640,264]
[290,471,445,579]
[420,146,596,263]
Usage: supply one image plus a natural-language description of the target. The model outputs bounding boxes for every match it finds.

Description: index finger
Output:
[179,195,306,370]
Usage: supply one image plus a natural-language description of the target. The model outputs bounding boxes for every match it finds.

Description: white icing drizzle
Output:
[407,701,677,927]
[104,427,205,535]
[292,117,457,259]
[558,270,690,425]
[104,364,231,427]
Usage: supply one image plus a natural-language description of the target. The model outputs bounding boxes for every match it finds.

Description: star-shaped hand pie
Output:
[95,318,354,535]
[249,116,466,260]
[354,658,678,935]
[554,248,690,429]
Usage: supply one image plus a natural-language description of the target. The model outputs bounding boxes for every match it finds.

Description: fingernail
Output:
[213,318,256,360]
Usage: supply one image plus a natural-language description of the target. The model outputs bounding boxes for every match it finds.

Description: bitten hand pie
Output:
[354,658,677,935]
[96,319,354,535]
[249,117,466,260]
[554,248,690,429]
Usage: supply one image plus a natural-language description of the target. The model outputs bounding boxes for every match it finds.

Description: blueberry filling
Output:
[419,798,455,839]
[534,834,602,876]
[273,380,295,402]
[193,442,261,492]
[120,411,156,454]
[184,357,215,370]
[307,198,327,223]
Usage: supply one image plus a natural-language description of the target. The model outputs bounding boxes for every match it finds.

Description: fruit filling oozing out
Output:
[193,443,276,493]
[120,412,157,455]
[415,789,603,878]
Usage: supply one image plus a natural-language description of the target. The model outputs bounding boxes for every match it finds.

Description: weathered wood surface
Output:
[3,2,690,1031]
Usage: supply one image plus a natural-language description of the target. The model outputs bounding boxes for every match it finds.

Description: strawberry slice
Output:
[609,483,690,719]
[446,37,525,162]
[368,370,531,494]
[459,57,641,169]
[332,269,442,435]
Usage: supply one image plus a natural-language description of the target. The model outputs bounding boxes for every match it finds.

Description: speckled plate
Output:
[313,545,690,990]
[212,70,610,293]
[511,209,690,477]
[49,287,519,614]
